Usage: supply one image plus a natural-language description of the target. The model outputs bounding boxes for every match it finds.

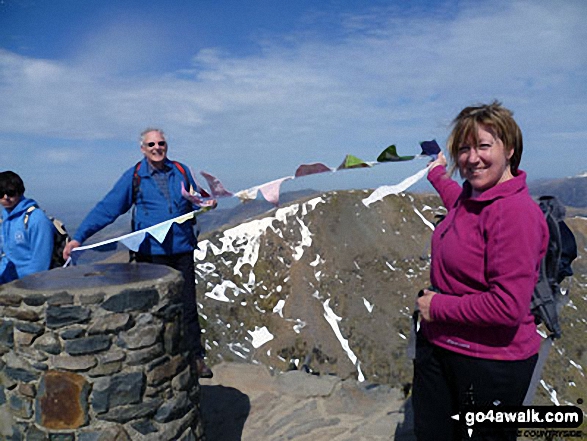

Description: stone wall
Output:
[0,263,205,440]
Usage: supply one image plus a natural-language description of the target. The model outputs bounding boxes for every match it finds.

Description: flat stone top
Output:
[7,263,177,293]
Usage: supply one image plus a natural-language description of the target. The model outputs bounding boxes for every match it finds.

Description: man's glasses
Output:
[0,189,18,198]
[144,141,167,148]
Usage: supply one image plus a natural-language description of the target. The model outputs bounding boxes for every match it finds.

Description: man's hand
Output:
[63,240,81,261]
[199,198,217,209]
[417,288,437,322]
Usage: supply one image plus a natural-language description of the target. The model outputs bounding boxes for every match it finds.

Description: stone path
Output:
[199,362,416,441]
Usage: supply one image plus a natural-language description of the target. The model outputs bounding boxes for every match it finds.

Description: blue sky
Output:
[1,0,586,225]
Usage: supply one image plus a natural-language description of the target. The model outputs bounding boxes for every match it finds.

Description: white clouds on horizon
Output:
[1,0,586,207]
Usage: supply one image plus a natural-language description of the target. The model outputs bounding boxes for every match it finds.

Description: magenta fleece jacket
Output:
[423,166,548,360]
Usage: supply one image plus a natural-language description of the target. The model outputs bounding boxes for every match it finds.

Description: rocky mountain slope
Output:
[194,189,587,413]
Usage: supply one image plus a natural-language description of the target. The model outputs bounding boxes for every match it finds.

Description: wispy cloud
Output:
[1,0,586,209]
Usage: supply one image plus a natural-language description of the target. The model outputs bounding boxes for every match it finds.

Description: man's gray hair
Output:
[140,128,165,145]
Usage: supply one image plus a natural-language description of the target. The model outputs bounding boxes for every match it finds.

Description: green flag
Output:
[338,154,371,169]
[377,145,415,162]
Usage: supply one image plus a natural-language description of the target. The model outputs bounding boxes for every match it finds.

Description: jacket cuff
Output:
[429,292,460,322]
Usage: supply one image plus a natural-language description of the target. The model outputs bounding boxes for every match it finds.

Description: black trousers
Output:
[412,334,537,441]
[135,251,204,357]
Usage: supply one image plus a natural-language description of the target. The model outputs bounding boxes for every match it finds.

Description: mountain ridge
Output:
[195,187,587,416]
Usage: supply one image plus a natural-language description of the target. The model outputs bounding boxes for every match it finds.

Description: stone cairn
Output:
[0,263,205,440]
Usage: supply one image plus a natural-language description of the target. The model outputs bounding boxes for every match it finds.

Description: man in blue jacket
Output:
[0,171,54,284]
[63,128,215,378]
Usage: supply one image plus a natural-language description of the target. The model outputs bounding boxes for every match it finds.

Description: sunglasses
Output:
[1,189,18,198]
[144,141,167,148]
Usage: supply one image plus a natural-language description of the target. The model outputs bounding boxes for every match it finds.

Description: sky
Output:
[1,0,586,227]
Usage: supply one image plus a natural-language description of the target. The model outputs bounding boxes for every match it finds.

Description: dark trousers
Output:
[135,251,204,357]
[412,334,537,441]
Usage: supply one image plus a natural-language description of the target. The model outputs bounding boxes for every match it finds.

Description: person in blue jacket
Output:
[0,171,54,284]
[63,128,215,378]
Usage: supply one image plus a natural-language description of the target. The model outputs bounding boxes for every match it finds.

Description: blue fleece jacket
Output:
[0,197,54,283]
[74,158,200,255]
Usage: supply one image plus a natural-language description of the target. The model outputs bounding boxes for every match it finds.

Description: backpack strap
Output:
[132,161,142,204]
[23,206,37,229]
[171,161,193,194]
[52,217,68,237]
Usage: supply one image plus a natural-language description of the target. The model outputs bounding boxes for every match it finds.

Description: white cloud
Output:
[0,0,586,209]
[44,148,85,164]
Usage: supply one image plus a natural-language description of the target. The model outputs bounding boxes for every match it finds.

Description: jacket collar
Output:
[2,196,37,220]
[462,170,528,204]
[138,157,174,177]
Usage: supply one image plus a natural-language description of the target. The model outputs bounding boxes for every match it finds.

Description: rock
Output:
[22,294,46,306]
[9,395,33,419]
[64,335,111,356]
[88,313,131,335]
[47,291,74,306]
[13,329,36,347]
[199,362,414,441]
[18,383,36,398]
[0,320,14,350]
[78,292,105,306]
[117,324,160,350]
[96,350,126,365]
[46,306,90,328]
[24,424,49,440]
[91,372,145,414]
[154,391,190,423]
[88,361,123,377]
[51,355,97,372]
[0,293,22,306]
[60,328,85,340]
[36,370,89,430]
[14,322,43,335]
[163,319,181,355]
[4,366,39,383]
[146,355,185,387]
[125,343,164,366]
[33,333,62,355]
[171,366,193,392]
[3,307,39,322]
[131,419,158,435]
[97,399,162,424]
[101,288,159,313]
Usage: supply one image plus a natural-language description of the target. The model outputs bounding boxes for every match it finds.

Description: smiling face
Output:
[140,130,168,169]
[457,125,514,197]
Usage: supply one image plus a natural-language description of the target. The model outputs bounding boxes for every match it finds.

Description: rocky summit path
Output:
[199,362,416,441]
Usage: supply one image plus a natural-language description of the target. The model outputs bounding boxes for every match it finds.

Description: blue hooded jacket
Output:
[0,196,54,283]
[73,158,200,255]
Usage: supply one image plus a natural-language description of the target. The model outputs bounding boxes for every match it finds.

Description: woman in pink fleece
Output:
[412,102,549,441]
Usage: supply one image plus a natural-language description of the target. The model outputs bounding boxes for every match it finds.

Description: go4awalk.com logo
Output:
[452,405,583,438]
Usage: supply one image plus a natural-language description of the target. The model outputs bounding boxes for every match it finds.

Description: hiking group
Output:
[2,128,215,379]
[0,104,578,439]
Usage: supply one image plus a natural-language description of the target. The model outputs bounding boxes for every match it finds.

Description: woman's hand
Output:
[428,151,447,172]
[417,288,437,322]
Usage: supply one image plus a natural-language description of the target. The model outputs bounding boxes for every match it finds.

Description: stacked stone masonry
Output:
[0,263,205,440]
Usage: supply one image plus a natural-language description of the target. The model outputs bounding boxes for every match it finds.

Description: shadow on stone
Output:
[200,385,250,441]
[394,397,416,441]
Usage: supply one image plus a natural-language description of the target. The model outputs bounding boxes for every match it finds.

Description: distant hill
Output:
[195,188,587,409]
[529,174,587,208]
